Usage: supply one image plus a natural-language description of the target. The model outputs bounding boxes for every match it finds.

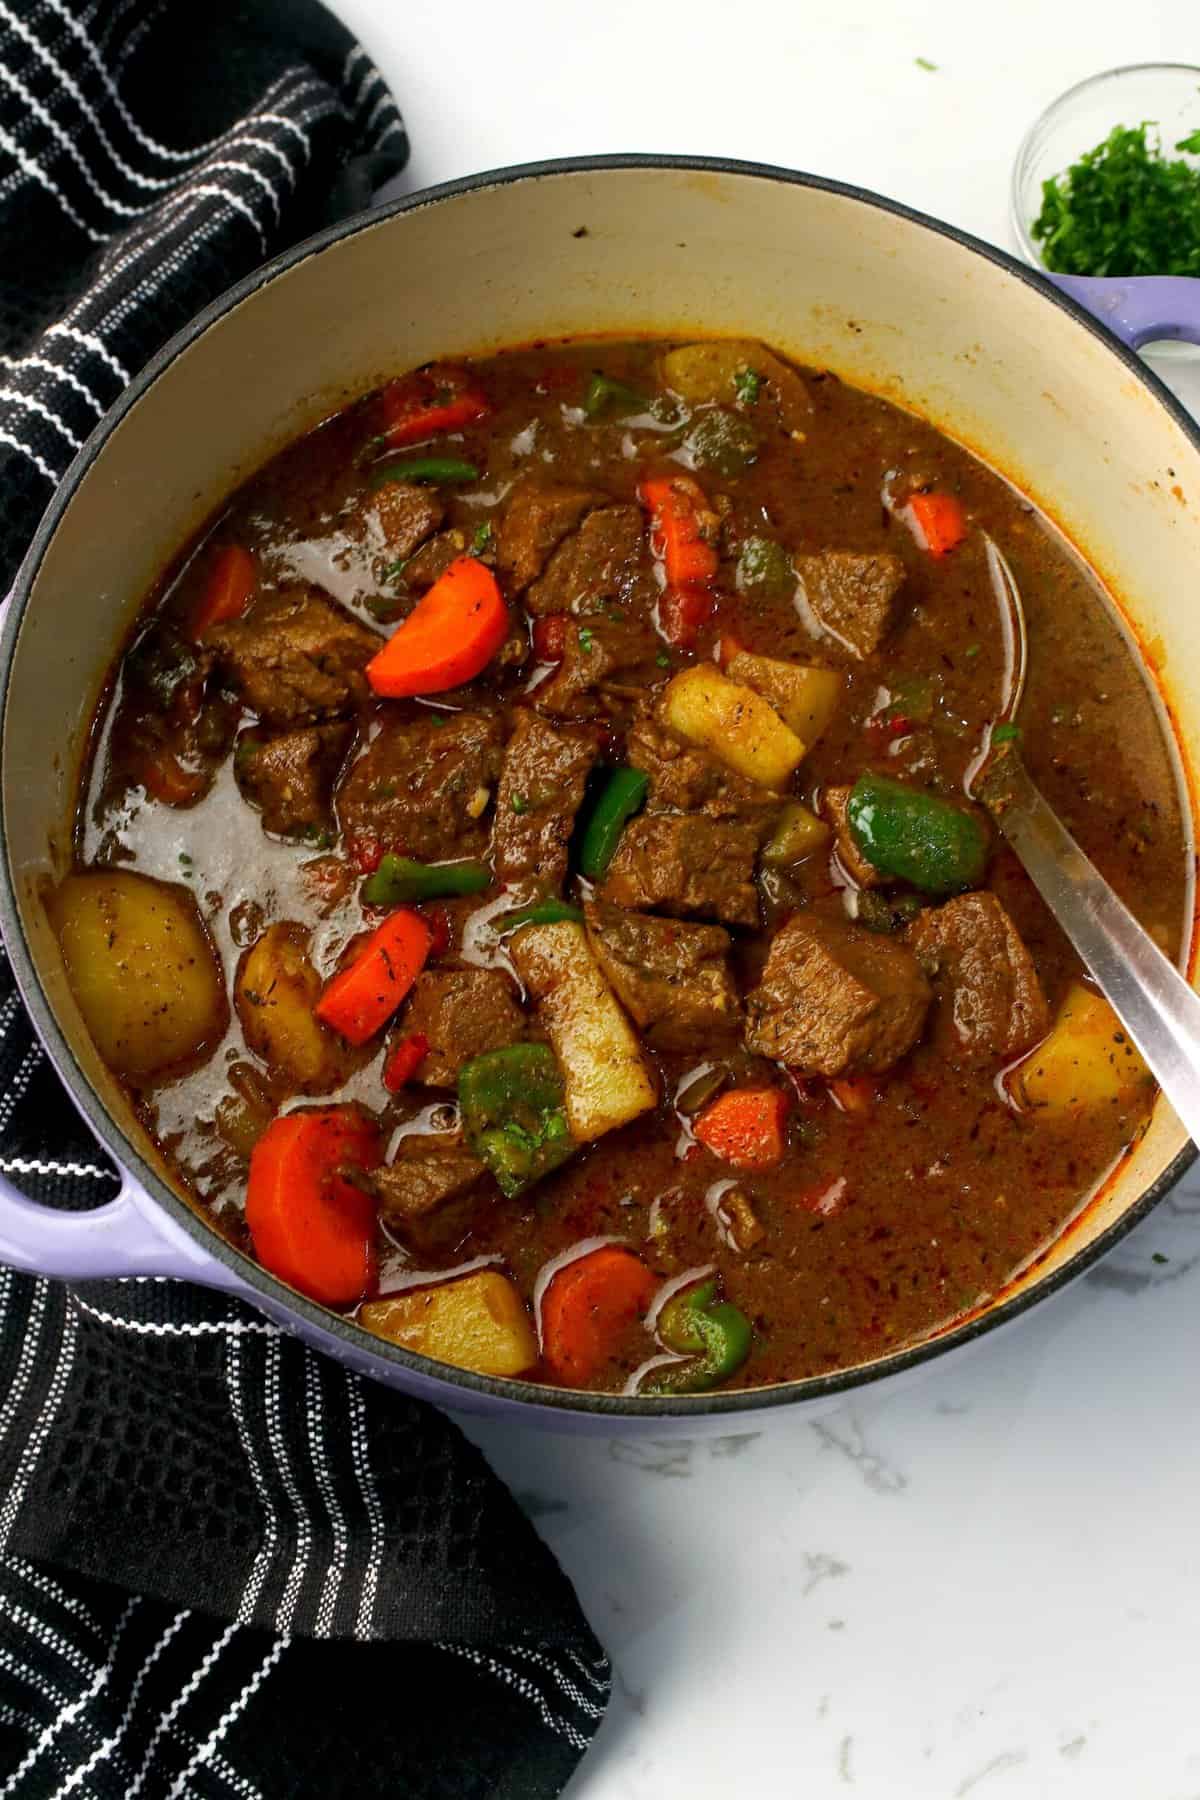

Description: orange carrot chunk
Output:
[379,365,489,447]
[246,1107,380,1307]
[192,543,256,636]
[906,491,967,558]
[694,1086,789,1170]
[540,1246,658,1386]
[383,1031,428,1092]
[315,909,431,1045]
[639,474,719,588]
[366,556,508,697]
[828,1076,877,1116]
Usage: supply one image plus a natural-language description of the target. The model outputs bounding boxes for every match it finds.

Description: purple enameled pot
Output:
[3,158,1200,1432]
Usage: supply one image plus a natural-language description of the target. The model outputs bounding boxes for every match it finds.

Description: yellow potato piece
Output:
[661,664,805,789]
[658,339,812,431]
[235,922,346,1093]
[510,921,657,1141]
[360,1272,537,1378]
[52,869,227,1079]
[1012,982,1153,1114]
[725,650,843,747]
[761,801,831,868]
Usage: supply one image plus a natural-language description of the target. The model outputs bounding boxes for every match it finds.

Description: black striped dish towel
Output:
[0,4,609,1795]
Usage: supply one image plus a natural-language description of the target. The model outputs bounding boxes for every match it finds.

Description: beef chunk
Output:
[907,891,1049,1065]
[525,505,656,617]
[345,480,445,560]
[336,710,503,861]
[371,1138,490,1253]
[822,784,884,888]
[402,527,467,592]
[491,710,598,891]
[207,590,378,727]
[585,899,741,1051]
[795,551,906,660]
[399,968,528,1086]
[496,480,599,591]
[601,814,761,927]
[628,712,778,826]
[235,724,352,838]
[532,616,660,719]
[745,910,930,1074]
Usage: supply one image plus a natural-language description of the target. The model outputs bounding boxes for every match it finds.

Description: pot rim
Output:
[2,151,1195,1420]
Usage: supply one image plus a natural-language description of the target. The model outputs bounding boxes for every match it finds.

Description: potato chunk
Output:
[510,920,657,1141]
[235,922,348,1093]
[1011,982,1152,1115]
[661,665,805,790]
[52,870,227,1079]
[359,1272,537,1377]
[658,339,812,431]
[724,650,843,746]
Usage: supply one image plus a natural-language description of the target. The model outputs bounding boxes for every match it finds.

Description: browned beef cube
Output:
[525,505,655,617]
[345,480,445,561]
[532,616,661,719]
[795,551,905,660]
[601,814,761,927]
[822,784,884,888]
[207,590,379,727]
[907,891,1049,1066]
[235,724,352,838]
[628,712,778,826]
[584,899,741,1051]
[402,527,467,592]
[399,968,528,1086]
[491,710,598,891]
[496,479,599,591]
[370,1138,490,1254]
[745,910,930,1074]
[336,710,503,861]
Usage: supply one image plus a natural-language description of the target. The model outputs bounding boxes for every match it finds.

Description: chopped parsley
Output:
[655,650,672,669]
[1153,1252,1170,1265]
[733,366,762,407]
[1032,120,1200,277]
[578,627,596,654]
[470,520,494,555]
[915,56,937,71]
[383,556,410,583]
[991,722,1022,744]
[510,793,528,814]
[964,642,981,658]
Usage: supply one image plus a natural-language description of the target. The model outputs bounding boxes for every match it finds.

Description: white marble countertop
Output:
[334,2,1200,1792]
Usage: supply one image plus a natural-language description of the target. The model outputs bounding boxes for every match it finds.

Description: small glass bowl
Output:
[1012,63,1200,362]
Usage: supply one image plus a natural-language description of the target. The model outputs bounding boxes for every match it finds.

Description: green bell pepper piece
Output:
[640,1276,753,1395]
[362,854,490,907]
[579,768,649,880]
[372,456,479,486]
[495,899,584,934]
[683,406,759,476]
[458,1044,575,1198]
[582,373,646,419]
[735,535,794,599]
[847,771,989,896]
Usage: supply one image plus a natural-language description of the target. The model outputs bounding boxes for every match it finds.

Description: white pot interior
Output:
[5,162,1199,1334]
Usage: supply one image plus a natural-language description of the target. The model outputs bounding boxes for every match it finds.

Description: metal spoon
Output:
[968,537,1200,1141]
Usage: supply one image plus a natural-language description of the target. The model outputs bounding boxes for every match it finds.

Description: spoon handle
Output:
[982,754,1200,1143]
[1048,274,1200,350]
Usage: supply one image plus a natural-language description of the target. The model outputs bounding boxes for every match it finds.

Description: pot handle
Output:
[0,1164,251,1290]
[1049,273,1200,350]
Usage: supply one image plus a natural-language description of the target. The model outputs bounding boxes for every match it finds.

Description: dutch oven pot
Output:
[2,158,1200,1431]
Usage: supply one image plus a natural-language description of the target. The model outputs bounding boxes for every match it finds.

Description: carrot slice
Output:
[639,475,719,588]
[540,1246,657,1386]
[379,365,489,447]
[246,1108,380,1306]
[135,746,206,806]
[906,491,967,557]
[192,543,256,636]
[694,1086,789,1170]
[383,1031,428,1092]
[315,909,431,1045]
[828,1075,877,1116]
[366,557,508,697]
